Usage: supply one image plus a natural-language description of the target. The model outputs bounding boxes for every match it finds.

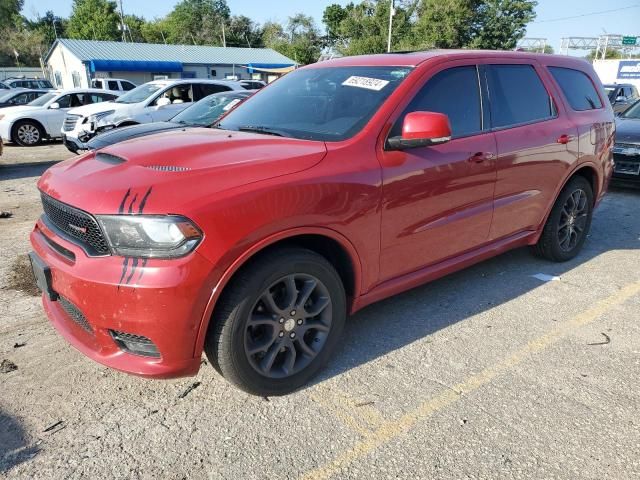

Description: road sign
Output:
[622,36,637,46]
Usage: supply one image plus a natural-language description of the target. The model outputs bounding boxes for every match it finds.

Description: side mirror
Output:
[49,102,60,110]
[615,96,626,103]
[387,111,452,150]
[155,97,171,108]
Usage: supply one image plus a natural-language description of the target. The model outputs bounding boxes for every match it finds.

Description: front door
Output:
[378,64,497,281]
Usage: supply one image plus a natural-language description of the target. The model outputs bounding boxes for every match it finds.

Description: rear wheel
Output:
[533,176,594,262]
[12,120,44,146]
[205,248,346,396]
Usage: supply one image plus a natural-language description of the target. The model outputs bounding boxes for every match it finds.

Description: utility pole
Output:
[222,22,226,47]
[387,0,395,53]
[118,0,127,42]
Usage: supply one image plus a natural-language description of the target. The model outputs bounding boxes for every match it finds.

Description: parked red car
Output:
[30,51,614,395]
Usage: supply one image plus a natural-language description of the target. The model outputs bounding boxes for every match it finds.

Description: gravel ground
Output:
[1,144,639,479]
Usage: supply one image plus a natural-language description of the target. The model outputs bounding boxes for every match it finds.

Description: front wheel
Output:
[205,248,346,396]
[533,176,594,262]
[12,120,44,146]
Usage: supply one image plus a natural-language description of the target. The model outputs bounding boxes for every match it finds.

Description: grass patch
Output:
[6,255,40,297]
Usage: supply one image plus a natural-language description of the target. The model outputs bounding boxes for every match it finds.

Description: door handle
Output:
[557,134,572,145]
[468,152,494,163]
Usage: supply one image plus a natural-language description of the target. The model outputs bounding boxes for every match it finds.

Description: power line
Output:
[532,4,640,24]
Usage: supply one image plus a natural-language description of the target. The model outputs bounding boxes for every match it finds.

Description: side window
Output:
[72,72,81,88]
[93,79,102,88]
[548,66,603,111]
[108,80,119,90]
[155,84,193,105]
[623,87,632,99]
[391,66,482,138]
[13,93,30,104]
[56,95,71,108]
[486,64,555,128]
[194,83,231,100]
[121,81,135,91]
[90,93,116,103]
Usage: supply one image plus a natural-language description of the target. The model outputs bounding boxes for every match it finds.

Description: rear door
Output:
[378,62,497,280]
[486,62,578,240]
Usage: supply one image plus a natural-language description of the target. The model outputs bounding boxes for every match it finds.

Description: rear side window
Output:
[487,65,555,128]
[195,83,232,100]
[548,67,603,111]
[108,80,119,90]
[122,81,135,91]
[392,66,482,138]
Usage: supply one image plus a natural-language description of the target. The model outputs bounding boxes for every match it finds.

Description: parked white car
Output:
[0,88,120,146]
[91,78,137,92]
[61,79,244,153]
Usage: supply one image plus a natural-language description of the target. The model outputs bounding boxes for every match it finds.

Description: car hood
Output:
[38,128,327,214]
[67,101,129,117]
[87,122,183,150]
[615,118,640,143]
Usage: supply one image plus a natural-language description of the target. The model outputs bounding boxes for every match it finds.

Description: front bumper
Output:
[612,152,640,185]
[30,218,216,378]
[61,134,87,154]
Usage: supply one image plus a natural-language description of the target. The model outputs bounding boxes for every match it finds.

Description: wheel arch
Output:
[193,227,363,358]
[533,162,600,244]
[11,117,47,142]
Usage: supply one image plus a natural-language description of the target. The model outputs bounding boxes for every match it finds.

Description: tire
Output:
[12,120,44,146]
[205,247,346,396]
[533,176,594,262]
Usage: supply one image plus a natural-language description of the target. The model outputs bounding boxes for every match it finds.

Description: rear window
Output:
[548,67,603,111]
[486,65,555,129]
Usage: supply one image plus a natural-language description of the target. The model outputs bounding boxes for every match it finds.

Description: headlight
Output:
[88,110,115,125]
[96,215,202,258]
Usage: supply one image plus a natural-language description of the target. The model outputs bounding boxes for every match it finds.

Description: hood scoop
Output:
[95,152,126,165]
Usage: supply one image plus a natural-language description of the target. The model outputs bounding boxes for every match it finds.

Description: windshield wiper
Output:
[237,125,286,137]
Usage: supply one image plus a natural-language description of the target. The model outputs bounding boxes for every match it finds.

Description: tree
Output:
[470,0,537,50]
[262,15,322,65]
[586,49,622,61]
[163,0,230,45]
[225,15,263,48]
[0,0,23,31]
[27,11,67,48]
[410,0,479,49]
[67,0,120,41]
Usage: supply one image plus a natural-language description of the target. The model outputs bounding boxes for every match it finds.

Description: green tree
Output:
[225,15,263,48]
[262,15,322,65]
[28,11,67,48]
[470,0,537,50]
[67,0,120,41]
[0,0,23,31]
[163,0,230,45]
[410,0,479,49]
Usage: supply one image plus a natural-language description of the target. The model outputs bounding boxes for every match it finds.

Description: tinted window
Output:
[90,93,116,103]
[122,81,136,91]
[13,92,31,104]
[108,80,119,90]
[548,67,603,111]
[487,65,555,128]
[195,83,232,99]
[392,66,482,138]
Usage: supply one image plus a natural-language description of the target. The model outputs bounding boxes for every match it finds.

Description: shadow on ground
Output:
[0,161,59,181]
[314,187,640,385]
[0,409,39,473]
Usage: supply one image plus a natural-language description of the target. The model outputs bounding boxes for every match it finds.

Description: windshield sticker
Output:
[342,76,390,91]
[223,98,242,111]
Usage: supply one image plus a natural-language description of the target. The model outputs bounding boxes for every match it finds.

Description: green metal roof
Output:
[48,38,296,66]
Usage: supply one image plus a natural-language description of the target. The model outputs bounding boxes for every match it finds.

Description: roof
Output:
[47,39,296,67]
[308,49,592,69]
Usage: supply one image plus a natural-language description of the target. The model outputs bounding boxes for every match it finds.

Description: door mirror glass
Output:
[49,102,60,110]
[616,96,626,103]
[387,111,452,150]
[155,97,171,108]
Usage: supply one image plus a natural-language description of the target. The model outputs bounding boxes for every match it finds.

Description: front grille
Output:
[41,193,110,255]
[59,297,93,334]
[63,114,81,132]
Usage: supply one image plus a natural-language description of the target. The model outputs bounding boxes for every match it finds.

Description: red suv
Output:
[29,51,614,395]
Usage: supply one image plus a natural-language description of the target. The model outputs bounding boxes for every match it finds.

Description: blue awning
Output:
[89,60,183,73]
[246,63,295,73]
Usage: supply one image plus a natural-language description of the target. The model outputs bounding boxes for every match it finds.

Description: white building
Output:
[45,38,297,89]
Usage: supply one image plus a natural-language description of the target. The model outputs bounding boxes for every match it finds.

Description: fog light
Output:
[109,330,160,358]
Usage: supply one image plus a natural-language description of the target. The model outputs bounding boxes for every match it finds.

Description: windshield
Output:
[172,92,248,126]
[28,92,57,106]
[218,66,413,141]
[115,83,163,104]
[620,100,640,119]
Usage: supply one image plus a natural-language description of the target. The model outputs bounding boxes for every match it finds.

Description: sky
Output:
[20,0,640,56]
